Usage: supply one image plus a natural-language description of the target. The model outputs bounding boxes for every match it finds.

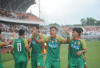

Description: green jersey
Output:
[46,36,66,61]
[12,38,28,62]
[31,33,45,58]
[68,39,86,65]
[31,33,46,68]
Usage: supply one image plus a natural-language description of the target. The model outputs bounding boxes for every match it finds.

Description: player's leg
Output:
[52,61,60,68]
[15,61,21,68]
[21,61,27,68]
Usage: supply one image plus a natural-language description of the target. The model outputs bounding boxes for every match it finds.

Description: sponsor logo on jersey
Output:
[71,44,79,49]
[49,43,58,48]
[32,41,36,44]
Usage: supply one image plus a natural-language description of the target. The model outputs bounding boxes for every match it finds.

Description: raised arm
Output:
[0,32,15,47]
[10,41,14,55]
[66,31,70,44]
[76,39,87,56]
[34,36,45,44]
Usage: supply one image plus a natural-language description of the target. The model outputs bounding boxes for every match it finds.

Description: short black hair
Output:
[79,27,83,32]
[33,25,39,29]
[19,29,25,36]
[73,28,81,36]
[0,29,1,34]
[50,26,58,31]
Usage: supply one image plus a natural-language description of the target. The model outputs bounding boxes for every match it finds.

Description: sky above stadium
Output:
[27,0,100,25]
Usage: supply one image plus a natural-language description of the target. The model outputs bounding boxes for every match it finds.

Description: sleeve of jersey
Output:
[24,39,28,47]
[11,41,14,48]
[40,34,50,43]
[40,34,46,43]
[81,40,87,50]
[0,42,5,47]
[57,37,66,44]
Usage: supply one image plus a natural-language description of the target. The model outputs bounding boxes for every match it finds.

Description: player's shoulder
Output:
[79,39,86,45]
[39,33,46,37]
[79,39,85,42]
[0,41,4,45]
[23,38,27,42]
[56,36,64,40]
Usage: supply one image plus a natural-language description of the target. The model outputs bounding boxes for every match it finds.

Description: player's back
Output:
[14,38,27,62]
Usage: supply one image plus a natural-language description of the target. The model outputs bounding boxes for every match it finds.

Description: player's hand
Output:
[32,30,38,36]
[6,50,9,53]
[66,31,70,35]
[11,32,16,37]
[85,55,87,60]
[27,37,31,42]
[76,51,82,56]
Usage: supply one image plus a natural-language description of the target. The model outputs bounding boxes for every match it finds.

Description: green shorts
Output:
[0,63,4,68]
[45,59,60,68]
[15,61,27,68]
[31,55,43,68]
[68,58,84,68]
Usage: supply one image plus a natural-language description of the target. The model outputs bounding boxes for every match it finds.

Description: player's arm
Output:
[83,53,87,60]
[27,49,31,61]
[76,39,87,56]
[57,31,70,44]
[57,36,67,44]
[27,37,32,48]
[39,34,48,54]
[34,35,45,44]
[24,39,30,51]
[0,32,15,47]
[66,31,70,44]
[10,41,14,55]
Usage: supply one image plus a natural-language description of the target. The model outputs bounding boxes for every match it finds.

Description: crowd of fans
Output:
[61,26,100,35]
[0,22,32,34]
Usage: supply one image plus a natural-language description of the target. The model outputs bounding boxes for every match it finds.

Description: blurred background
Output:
[0,0,100,68]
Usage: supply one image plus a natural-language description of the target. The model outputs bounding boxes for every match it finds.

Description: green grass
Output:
[1,41,100,68]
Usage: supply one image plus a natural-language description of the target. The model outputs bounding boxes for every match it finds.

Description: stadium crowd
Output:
[0,22,32,34]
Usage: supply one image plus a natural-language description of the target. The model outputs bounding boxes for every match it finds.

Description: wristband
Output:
[9,50,10,53]
[67,35,70,37]
[11,37,14,40]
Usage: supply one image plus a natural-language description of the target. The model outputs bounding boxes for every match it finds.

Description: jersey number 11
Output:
[17,43,22,52]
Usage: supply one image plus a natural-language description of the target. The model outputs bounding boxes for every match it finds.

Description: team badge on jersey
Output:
[32,41,36,44]
[37,36,39,40]
[78,41,80,45]
[55,40,57,43]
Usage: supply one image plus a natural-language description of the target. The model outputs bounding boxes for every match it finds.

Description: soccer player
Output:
[68,28,87,68]
[0,29,15,68]
[33,26,70,68]
[10,29,29,68]
[28,25,46,68]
